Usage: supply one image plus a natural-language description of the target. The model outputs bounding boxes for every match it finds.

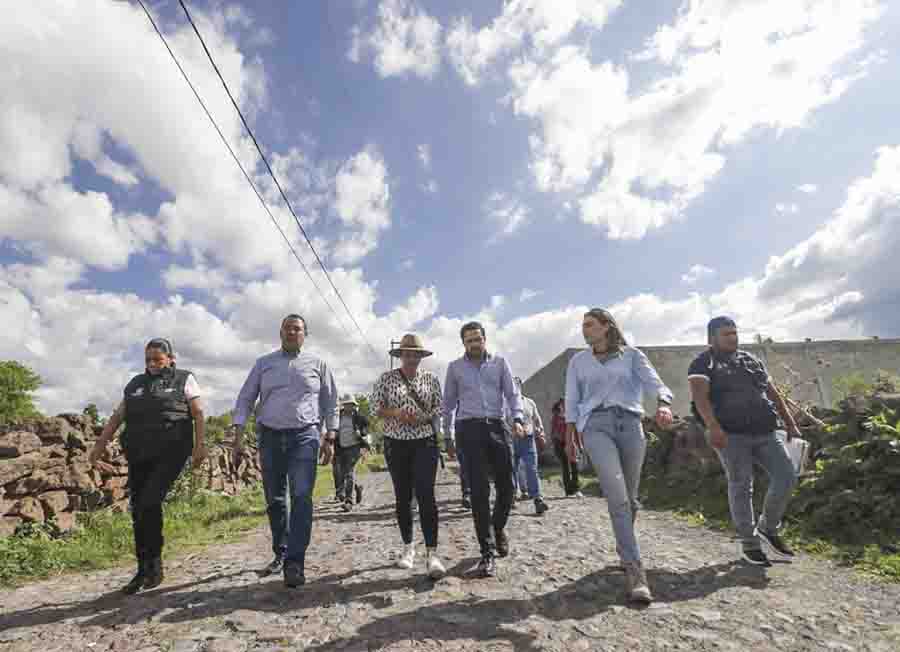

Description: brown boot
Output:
[623,561,653,604]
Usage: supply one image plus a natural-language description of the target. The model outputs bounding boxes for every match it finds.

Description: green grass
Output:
[0,458,379,587]
[542,466,900,582]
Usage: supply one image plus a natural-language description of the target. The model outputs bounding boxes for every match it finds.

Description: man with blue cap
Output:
[688,316,801,567]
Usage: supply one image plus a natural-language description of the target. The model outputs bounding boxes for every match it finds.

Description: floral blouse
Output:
[372,369,442,440]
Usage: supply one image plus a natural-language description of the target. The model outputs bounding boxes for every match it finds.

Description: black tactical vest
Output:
[121,367,194,461]
[693,351,778,435]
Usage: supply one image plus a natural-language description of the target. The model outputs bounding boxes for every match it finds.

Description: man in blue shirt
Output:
[443,321,524,577]
[231,314,339,588]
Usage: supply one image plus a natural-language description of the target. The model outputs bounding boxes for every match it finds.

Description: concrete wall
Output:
[522,338,900,432]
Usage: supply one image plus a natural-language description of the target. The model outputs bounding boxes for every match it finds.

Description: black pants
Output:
[127,439,191,560]
[384,436,439,547]
[333,444,362,501]
[456,419,514,557]
[553,439,581,495]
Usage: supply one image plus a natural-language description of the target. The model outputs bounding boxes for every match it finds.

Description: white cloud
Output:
[332,145,391,264]
[775,202,800,214]
[681,264,716,285]
[349,0,442,79]
[447,0,622,85]
[508,0,884,239]
[797,183,819,194]
[485,192,529,239]
[519,288,542,302]
[399,258,414,271]
[417,143,431,169]
[422,180,439,194]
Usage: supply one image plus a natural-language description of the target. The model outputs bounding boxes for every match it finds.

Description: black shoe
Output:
[534,497,549,515]
[284,563,305,588]
[741,547,773,567]
[461,496,471,510]
[495,529,510,558]
[342,500,353,512]
[758,530,795,558]
[477,555,496,578]
[257,555,285,577]
[355,484,363,505]
[143,556,164,590]
[121,562,146,595]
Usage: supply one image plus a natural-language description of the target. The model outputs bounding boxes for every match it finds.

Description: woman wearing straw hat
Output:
[333,394,371,512]
[565,309,674,604]
[372,333,446,579]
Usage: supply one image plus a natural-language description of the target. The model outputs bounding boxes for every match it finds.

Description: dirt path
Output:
[1,465,898,651]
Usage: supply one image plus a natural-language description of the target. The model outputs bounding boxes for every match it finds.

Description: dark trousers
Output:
[456,444,471,498]
[554,438,581,495]
[257,424,319,567]
[384,436,439,547]
[127,439,192,560]
[333,444,362,501]
[457,419,514,557]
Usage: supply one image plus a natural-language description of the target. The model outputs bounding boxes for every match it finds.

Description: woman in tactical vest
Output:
[88,338,206,594]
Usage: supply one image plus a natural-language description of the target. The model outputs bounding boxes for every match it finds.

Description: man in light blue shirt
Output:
[443,321,524,578]
[231,314,338,588]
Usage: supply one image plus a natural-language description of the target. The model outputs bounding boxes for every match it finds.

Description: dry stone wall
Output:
[0,414,261,538]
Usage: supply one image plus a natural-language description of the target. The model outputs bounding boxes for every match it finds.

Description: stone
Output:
[205,641,247,652]
[169,640,201,652]
[11,496,44,522]
[0,452,44,485]
[0,432,42,458]
[39,490,70,518]
[103,476,129,490]
[0,515,23,536]
[52,511,77,532]
[36,417,77,445]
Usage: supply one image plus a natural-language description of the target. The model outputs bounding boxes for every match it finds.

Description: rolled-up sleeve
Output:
[319,360,339,431]
[234,361,261,427]
[442,363,459,435]
[634,349,673,404]
[532,401,544,434]
[564,357,579,424]
[500,358,524,421]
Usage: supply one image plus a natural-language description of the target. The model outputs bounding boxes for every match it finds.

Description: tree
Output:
[0,361,42,424]
[83,403,101,426]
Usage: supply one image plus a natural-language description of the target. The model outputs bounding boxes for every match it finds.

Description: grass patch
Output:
[542,465,900,582]
[0,459,368,587]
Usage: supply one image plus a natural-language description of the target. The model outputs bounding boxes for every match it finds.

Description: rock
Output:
[36,418,78,445]
[103,476,129,490]
[0,432,42,458]
[169,640,201,652]
[39,490,70,518]
[205,641,247,652]
[692,608,723,623]
[11,496,44,522]
[0,515,23,536]
[8,469,56,494]
[52,511,77,532]
[0,452,46,485]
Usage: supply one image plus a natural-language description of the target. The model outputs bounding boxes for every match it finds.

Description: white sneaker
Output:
[397,543,415,570]
[573,491,584,498]
[426,548,446,579]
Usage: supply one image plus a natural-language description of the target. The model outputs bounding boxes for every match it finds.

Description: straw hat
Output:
[389,333,433,358]
[339,394,358,407]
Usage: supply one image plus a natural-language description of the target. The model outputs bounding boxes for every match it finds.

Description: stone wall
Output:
[0,414,261,538]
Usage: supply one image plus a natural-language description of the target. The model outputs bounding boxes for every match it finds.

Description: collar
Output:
[711,348,738,363]
[464,351,491,363]
[281,347,301,358]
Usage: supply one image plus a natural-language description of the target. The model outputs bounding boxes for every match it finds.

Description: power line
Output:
[134,0,367,354]
[176,0,380,361]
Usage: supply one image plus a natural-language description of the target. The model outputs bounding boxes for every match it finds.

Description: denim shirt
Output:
[565,346,673,433]
[442,352,523,434]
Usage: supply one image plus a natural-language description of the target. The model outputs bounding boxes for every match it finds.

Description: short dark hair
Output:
[146,338,174,355]
[707,316,736,342]
[460,321,485,341]
[281,314,308,334]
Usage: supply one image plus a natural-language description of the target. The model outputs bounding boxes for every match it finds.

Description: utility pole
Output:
[389,339,400,370]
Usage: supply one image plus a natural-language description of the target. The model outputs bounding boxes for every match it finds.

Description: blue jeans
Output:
[512,435,542,498]
[581,408,646,563]
[257,423,319,568]
[714,430,797,550]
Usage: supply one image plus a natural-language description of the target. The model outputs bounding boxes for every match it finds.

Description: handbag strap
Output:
[396,369,431,413]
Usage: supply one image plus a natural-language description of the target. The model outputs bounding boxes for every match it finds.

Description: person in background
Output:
[506,377,549,516]
[88,338,206,594]
[566,309,674,604]
[231,314,338,589]
[444,407,471,510]
[373,334,446,579]
[551,397,582,498]
[333,395,371,512]
[688,316,799,567]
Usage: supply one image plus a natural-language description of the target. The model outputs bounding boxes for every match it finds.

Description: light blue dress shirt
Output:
[442,352,523,434]
[234,349,339,431]
[565,346,673,433]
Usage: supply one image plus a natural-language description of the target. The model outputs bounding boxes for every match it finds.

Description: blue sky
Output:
[3,0,900,415]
